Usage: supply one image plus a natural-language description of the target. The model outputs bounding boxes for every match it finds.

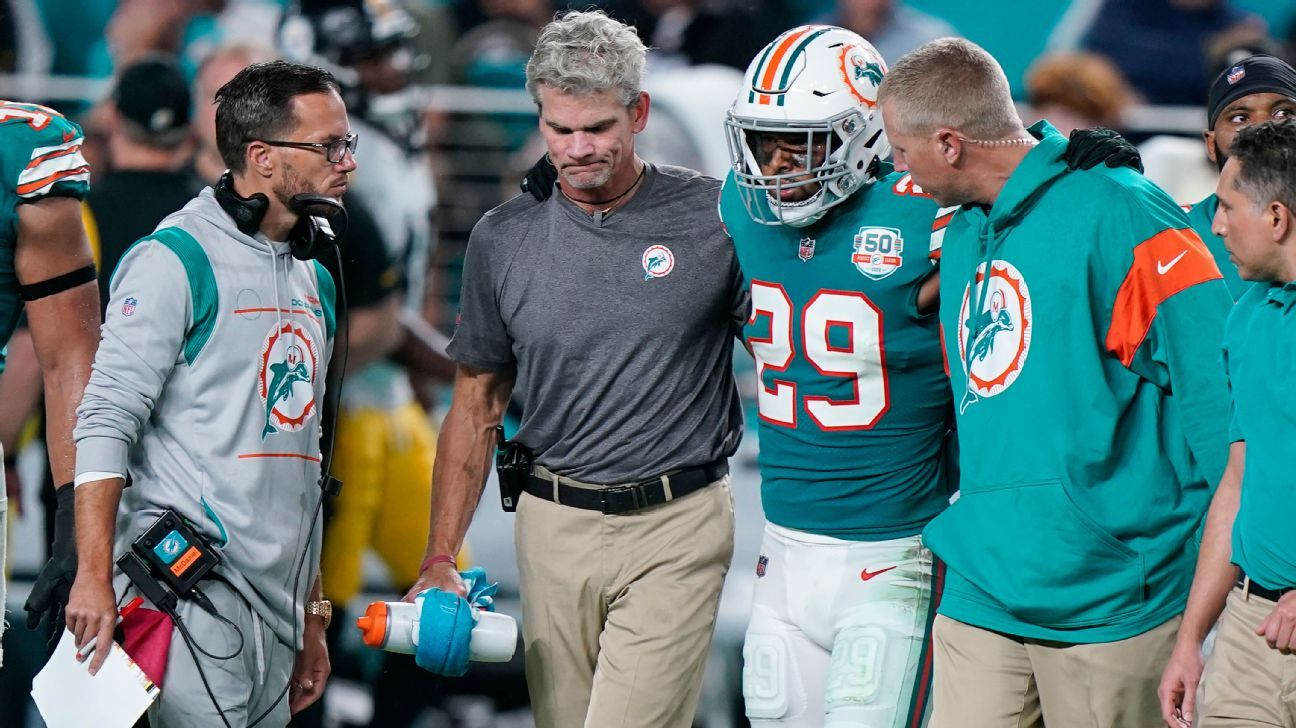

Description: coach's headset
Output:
[214,171,348,261]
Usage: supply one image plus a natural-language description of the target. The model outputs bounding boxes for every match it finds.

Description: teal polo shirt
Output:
[1223,279,1296,590]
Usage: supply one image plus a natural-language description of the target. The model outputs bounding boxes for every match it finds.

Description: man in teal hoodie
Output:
[879,39,1233,727]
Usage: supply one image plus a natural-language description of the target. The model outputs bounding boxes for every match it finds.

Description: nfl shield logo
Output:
[798,237,816,261]
[756,555,769,577]
[121,296,137,317]
[1227,65,1246,85]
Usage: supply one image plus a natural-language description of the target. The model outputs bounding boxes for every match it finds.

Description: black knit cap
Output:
[1207,54,1296,130]
[113,54,192,134]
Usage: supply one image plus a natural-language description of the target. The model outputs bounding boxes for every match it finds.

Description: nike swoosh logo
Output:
[860,565,897,582]
[1157,250,1188,275]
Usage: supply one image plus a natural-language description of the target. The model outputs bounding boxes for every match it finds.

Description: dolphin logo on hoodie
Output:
[258,321,319,438]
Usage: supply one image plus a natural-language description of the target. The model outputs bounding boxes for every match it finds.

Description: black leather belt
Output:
[523,460,728,514]
[1237,571,1294,602]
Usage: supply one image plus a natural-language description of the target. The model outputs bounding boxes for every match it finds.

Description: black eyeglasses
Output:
[260,132,358,164]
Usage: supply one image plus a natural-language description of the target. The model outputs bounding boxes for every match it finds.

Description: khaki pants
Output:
[929,614,1179,728]
[1199,585,1296,727]
[515,472,735,728]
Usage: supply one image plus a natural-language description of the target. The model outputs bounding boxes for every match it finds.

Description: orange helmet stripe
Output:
[757,27,811,96]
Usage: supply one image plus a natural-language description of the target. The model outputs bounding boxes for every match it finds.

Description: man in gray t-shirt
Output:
[451,159,745,483]
[405,11,745,728]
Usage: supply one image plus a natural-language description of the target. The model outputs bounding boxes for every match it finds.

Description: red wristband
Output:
[420,554,456,573]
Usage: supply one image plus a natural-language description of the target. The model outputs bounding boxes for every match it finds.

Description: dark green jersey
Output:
[722,167,954,540]
[0,101,90,370]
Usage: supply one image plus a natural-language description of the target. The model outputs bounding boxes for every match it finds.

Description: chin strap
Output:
[767,186,825,210]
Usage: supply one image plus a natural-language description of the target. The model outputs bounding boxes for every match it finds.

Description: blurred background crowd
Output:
[1,0,1295,726]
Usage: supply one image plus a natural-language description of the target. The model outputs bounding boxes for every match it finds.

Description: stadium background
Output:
[2,0,1296,725]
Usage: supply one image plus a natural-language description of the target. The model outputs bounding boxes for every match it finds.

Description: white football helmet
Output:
[726,26,892,228]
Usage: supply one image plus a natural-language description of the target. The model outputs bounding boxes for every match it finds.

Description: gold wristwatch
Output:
[306,599,333,628]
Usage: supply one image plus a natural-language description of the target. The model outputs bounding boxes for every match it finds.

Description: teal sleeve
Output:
[1228,401,1242,443]
[1221,332,1245,445]
[1139,283,1233,488]
[7,106,91,201]
[1101,184,1232,486]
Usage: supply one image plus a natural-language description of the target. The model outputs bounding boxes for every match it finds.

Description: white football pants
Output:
[743,523,942,727]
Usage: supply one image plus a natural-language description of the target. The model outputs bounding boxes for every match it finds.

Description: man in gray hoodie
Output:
[65,61,351,726]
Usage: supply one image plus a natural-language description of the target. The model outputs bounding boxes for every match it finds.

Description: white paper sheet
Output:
[31,628,159,728]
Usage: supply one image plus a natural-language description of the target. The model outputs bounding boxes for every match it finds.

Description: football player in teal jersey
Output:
[1188,54,1296,299]
[721,26,955,727]
[0,100,100,659]
[721,27,1140,727]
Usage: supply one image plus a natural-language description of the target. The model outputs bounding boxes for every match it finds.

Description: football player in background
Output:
[0,100,100,660]
[720,25,1140,727]
[1185,53,1296,299]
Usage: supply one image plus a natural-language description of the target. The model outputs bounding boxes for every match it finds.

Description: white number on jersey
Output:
[749,281,889,431]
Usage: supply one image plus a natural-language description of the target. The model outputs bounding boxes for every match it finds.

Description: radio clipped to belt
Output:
[494,425,532,512]
[123,510,221,602]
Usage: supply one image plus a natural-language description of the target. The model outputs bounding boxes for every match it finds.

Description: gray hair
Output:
[1231,119,1296,215]
[525,10,647,107]
[878,37,1021,140]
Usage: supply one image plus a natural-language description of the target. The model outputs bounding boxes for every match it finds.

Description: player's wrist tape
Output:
[420,554,456,573]
[19,264,95,301]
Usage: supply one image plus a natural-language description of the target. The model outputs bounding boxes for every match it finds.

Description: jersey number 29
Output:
[749,281,888,431]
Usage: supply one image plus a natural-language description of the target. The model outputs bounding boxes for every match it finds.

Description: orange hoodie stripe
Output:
[1106,228,1222,367]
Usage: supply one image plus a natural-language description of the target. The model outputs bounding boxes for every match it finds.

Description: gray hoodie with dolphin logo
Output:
[75,188,336,647]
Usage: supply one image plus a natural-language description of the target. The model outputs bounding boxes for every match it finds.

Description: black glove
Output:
[1063,127,1143,173]
[25,483,76,633]
[520,154,558,202]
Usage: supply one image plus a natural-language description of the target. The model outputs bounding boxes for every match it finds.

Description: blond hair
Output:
[878,38,1021,139]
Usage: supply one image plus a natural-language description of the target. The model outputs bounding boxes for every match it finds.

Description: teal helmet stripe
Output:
[775,27,833,104]
[749,31,784,92]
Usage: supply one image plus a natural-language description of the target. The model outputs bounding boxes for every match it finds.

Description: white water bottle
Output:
[355,592,517,663]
